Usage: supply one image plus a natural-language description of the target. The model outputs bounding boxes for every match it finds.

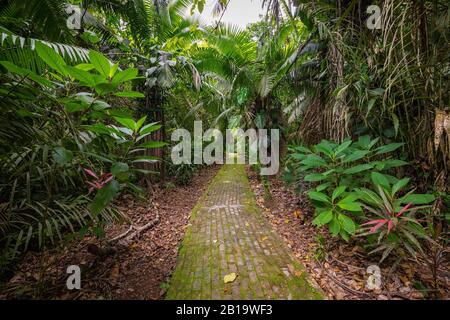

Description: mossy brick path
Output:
[166,165,323,300]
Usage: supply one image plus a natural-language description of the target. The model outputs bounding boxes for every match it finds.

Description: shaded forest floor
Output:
[0,166,219,300]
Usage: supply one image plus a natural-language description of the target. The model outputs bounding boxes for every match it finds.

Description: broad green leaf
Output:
[138,141,167,149]
[301,154,327,167]
[343,163,374,174]
[64,65,95,86]
[375,159,408,170]
[335,140,352,156]
[315,141,334,157]
[375,143,404,155]
[89,50,111,78]
[329,217,340,236]
[52,147,73,165]
[332,186,347,202]
[308,191,330,203]
[371,172,390,189]
[354,188,382,205]
[392,178,410,196]
[95,83,117,96]
[111,162,129,176]
[35,42,67,76]
[304,173,326,182]
[112,68,139,84]
[90,180,120,216]
[114,117,136,131]
[292,146,311,153]
[135,116,147,131]
[338,200,362,212]
[400,194,435,205]
[342,150,370,163]
[316,182,331,192]
[82,124,122,136]
[338,214,356,235]
[0,61,53,87]
[140,122,161,135]
[114,91,145,98]
[109,63,119,78]
[75,63,95,71]
[312,210,333,226]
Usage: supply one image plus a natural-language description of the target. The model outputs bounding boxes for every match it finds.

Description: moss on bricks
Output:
[166,165,323,300]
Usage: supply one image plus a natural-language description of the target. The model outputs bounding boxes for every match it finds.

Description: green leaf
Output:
[75,63,95,71]
[300,154,327,167]
[400,194,435,205]
[316,182,331,192]
[332,186,347,202]
[0,61,53,87]
[112,68,139,84]
[338,214,356,235]
[137,141,167,149]
[312,210,333,226]
[375,143,404,155]
[111,162,129,176]
[338,200,362,212]
[140,122,161,135]
[292,146,311,153]
[35,42,67,76]
[114,91,145,98]
[52,147,73,165]
[315,141,335,157]
[392,178,410,196]
[375,159,408,170]
[304,173,326,182]
[329,217,340,236]
[89,50,111,78]
[335,140,352,156]
[109,63,119,78]
[114,117,136,131]
[64,65,95,86]
[135,116,147,131]
[308,191,330,203]
[343,163,374,174]
[82,124,122,136]
[342,150,370,163]
[90,180,120,216]
[371,172,390,189]
[95,83,117,96]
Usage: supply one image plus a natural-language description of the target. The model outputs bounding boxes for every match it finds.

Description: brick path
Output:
[166,165,322,300]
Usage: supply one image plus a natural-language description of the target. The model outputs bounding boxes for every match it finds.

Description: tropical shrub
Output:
[356,172,435,262]
[0,42,163,262]
[284,137,435,248]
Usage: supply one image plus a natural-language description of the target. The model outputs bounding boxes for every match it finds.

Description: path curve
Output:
[166,165,322,300]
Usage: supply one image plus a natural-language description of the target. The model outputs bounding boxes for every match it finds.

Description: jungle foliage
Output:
[0,0,448,294]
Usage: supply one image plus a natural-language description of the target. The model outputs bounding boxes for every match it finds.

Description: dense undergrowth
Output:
[0,0,448,298]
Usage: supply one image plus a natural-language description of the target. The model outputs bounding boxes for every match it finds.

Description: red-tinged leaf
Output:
[387,220,394,233]
[396,203,413,217]
[83,168,98,179]
[361,219,387,226]
[369,221,388,233]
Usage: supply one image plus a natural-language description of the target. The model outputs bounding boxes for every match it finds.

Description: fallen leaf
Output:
[224,273,237,284]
